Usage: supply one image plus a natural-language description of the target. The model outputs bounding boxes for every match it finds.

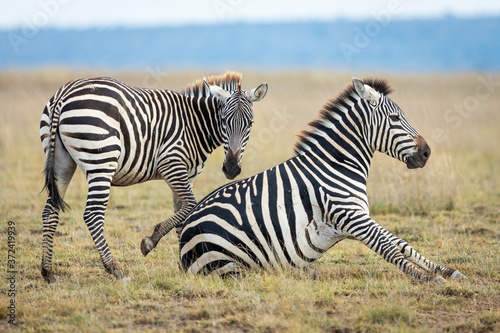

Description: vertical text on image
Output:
[6,220,17,325]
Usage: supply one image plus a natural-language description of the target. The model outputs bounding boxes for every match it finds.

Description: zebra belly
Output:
[110,157,160,186]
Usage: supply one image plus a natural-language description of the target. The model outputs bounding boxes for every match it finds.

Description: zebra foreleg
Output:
[172,191,183,239]
[379,228,466,280]
[141,176,196,256]
[351,219,444,282]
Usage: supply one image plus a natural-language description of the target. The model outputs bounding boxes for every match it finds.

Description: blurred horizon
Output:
[1,1,499,73]
[2,16,499,73]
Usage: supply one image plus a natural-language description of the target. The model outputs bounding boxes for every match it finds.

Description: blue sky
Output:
[2,0,500,29]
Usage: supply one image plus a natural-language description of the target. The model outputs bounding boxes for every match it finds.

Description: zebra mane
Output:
[180,71,243,98]
[294,78,393,155]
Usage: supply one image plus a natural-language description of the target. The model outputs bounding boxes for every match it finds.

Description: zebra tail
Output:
[42,101,69,213]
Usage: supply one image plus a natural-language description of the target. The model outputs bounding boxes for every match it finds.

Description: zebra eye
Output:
[389,114,400,122]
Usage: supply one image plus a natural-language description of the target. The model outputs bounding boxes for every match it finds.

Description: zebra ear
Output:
[204,79,231,103]
[352,78,380,105]
[246,83,268,103]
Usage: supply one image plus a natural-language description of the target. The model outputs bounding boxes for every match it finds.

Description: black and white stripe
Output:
[40,72,268,283]
[179,78,465,281]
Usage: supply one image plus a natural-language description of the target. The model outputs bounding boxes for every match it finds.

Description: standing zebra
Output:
[40,72,268,283]
[180,78,465,282]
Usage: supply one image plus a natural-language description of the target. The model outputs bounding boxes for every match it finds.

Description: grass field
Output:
[0,69,499,332]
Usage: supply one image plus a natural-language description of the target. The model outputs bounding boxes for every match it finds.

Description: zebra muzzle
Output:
[222,148,242,180]
[406,136,431,169]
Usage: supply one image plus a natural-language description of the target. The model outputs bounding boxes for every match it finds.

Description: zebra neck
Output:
[295,96,376,180]
[190,95,225,154]
[296,125,374,181]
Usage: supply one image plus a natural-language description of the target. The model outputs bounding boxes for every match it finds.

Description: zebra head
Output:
[352,78,431,169]
[205,80,268,179]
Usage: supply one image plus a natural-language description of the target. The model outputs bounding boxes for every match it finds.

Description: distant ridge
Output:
[1,17,499,72]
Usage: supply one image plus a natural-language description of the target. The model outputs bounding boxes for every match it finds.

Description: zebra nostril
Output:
[423,150,430,159]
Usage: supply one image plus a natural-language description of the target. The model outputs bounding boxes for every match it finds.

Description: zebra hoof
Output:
[120,276,132,283]
[433,275,446,284]
[450,270,467,280]
[41,268,56,284]
[112,268,126,280]
[141,237,155,256]
[304,267,320,280]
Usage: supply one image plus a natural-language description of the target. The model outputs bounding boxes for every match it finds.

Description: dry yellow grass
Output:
[0,69,498,332]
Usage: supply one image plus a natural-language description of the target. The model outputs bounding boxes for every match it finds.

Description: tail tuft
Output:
[42,153,69,212]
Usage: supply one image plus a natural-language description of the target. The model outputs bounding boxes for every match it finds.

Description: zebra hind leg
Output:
[41,198,60,283]
[41,137,77,283]
[84,175,127,281]
[303,267,320,280]
[211,262,243,277]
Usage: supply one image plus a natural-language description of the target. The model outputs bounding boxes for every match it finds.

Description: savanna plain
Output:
[0,70,499,332]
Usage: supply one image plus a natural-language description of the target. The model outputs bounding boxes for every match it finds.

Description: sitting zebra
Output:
[179,78,465,282]
[40,72,268,283]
